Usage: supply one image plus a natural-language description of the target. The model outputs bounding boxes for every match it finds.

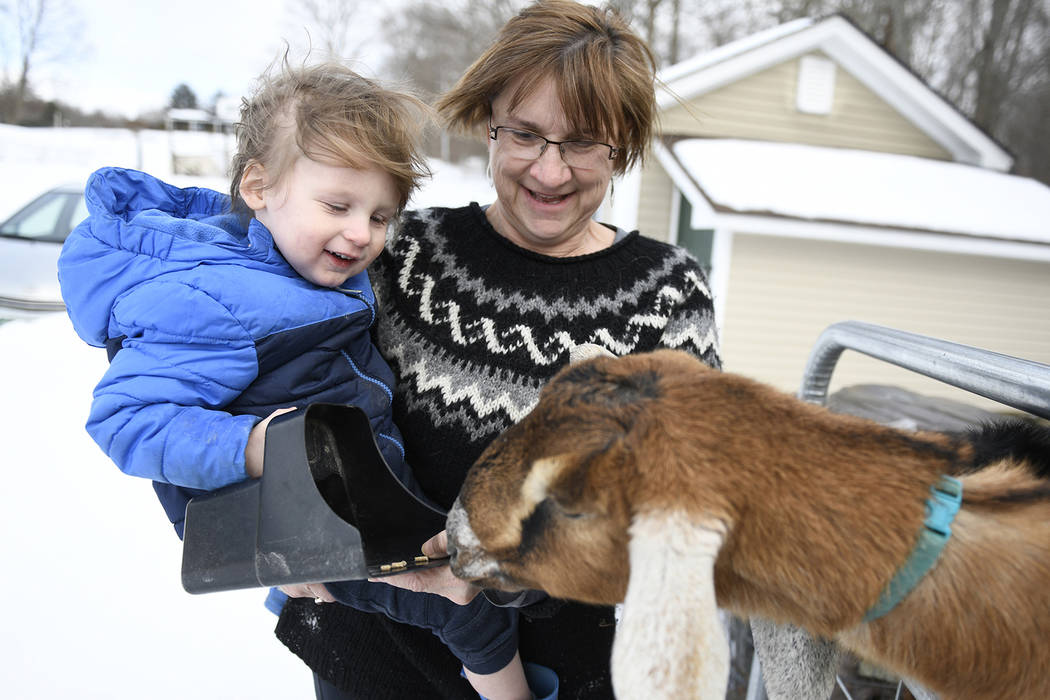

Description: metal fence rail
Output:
[798,321,1050,418]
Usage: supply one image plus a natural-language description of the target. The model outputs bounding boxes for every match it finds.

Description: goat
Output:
[445,349,1050,700]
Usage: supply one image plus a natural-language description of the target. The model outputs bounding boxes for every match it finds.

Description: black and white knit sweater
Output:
[275,203,721,699]
[372,203,721,509]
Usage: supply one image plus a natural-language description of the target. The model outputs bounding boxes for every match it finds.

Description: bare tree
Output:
[610,0,774,67]
[1,0,86,124]
[169,83,199,110]
[962,0,1050,182]
[774,0,941,70]
[380,0,525,99]
[770,0,1050,186]
[937,0,1045,128]
[286,0,369,61]
[375,0,525,161]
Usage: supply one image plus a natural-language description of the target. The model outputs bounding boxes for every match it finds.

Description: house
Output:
[607,15,1050,407]
[164,105,237,177]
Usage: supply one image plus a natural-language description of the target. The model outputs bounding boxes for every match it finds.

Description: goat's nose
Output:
[445,498,468,562]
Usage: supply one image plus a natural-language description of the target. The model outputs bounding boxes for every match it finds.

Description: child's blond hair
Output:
[230,58,431,214]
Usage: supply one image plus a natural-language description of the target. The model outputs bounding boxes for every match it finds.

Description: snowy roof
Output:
[657,18,815,84]
[166,108,216,123]
[656,15,1011,171]
[662,138,1050,245]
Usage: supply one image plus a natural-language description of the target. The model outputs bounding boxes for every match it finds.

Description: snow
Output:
[0,124,233,220]
[0,314,308,698]
[657,17,814,84]
[0,123,496,220]
[0,125,494,699]
[671,138,1050,242]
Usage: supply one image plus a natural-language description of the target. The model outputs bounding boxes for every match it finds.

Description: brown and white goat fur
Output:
[446,349,1050,700]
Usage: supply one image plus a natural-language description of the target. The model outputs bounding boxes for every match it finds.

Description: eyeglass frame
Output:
[487,121,619,167]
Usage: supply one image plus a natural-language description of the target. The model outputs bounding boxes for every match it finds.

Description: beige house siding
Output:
[636,158,676,242]
[720,233,1050,411]
[660,53,951,159]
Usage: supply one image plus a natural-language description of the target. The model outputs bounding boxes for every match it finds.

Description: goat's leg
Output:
[750,619,839,700]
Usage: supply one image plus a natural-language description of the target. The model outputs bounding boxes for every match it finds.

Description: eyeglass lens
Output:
[493,127,612,169]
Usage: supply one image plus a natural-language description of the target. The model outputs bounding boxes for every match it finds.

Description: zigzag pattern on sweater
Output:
[405,211,714,319]
[394,231,717,366]
[378,319,541,425]
[371,202,724,511]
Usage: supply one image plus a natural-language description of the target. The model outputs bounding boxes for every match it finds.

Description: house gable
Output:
[618,15,1050,407]
[657,15,1010,170]
[660,52,951,161]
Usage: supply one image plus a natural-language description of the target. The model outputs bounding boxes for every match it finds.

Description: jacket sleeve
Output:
[86,280,262,490]
[325,579,519,674]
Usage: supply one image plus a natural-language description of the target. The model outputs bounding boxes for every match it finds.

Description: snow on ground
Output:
[0,125,495,699]
[0,123,496,219]
[0,314,312,698]
[0,124,233,220]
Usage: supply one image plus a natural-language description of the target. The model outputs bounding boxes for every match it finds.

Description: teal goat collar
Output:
[864,475,963,622]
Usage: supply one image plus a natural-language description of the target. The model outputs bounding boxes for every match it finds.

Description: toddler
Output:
[58,60,534,700]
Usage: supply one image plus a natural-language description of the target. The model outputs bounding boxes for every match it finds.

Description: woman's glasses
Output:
[488,122,618,170]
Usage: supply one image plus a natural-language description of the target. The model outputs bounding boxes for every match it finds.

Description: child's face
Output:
[247,156,398,288]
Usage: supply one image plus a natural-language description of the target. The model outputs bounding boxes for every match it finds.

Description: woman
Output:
[275,1,722,697]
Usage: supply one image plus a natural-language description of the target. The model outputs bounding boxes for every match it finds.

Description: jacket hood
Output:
[58,167,293,346]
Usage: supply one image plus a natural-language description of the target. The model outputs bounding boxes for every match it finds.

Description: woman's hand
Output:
[370,530,481,605]
[279,582,336,603]
[244,407,297,478]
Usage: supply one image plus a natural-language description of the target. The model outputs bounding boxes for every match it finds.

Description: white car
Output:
[0,182,87,318]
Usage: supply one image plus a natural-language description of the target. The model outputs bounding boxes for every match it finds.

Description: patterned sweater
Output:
[372,203,722,509]
[275,203,722,698]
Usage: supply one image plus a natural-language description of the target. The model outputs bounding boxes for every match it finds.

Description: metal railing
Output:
[798,321,1050,418]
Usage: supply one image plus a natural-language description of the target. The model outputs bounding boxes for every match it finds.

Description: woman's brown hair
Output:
[435,0,657,175]
[230,56,432,214]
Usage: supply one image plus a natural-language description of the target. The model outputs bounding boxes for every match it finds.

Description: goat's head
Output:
[446,349,724,605]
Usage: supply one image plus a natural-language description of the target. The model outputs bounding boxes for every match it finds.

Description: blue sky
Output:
[22,0,390,118]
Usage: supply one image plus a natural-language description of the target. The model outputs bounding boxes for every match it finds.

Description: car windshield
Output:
[0,190,85,243]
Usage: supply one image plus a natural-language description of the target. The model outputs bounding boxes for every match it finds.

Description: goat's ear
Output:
[612,511,729,698]
[569,343,615,365]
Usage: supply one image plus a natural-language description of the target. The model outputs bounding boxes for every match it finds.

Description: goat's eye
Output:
[549,498,587,519]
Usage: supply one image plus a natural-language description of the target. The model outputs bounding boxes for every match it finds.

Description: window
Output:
[0,190,84,243]
[676,194,714,271]
[796,54,836,115]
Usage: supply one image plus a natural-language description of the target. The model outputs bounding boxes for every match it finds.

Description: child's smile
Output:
[248,156,397,288]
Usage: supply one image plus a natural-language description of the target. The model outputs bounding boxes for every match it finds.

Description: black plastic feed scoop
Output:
[181,404,448,594]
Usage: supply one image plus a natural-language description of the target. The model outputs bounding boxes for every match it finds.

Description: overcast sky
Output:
[18,0,393,119]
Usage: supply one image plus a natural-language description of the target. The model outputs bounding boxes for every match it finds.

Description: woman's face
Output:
[486,76,616,256]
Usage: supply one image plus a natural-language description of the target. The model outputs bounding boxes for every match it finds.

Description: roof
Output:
[656,138,1050,260]
[656,15,1011,171]
[166,108,218,123]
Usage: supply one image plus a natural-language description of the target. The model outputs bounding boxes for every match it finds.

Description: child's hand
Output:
[278,582,336,604]
[371,530,481,605]
[244,407,297,478]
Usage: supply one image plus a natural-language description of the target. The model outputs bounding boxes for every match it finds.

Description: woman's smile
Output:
[525,186,572,206]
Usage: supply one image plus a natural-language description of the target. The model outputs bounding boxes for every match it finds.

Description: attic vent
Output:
[796,55,836,115]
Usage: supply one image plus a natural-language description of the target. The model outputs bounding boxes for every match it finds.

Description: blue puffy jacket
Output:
[58,167,409,534]
[57,168,519,675]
